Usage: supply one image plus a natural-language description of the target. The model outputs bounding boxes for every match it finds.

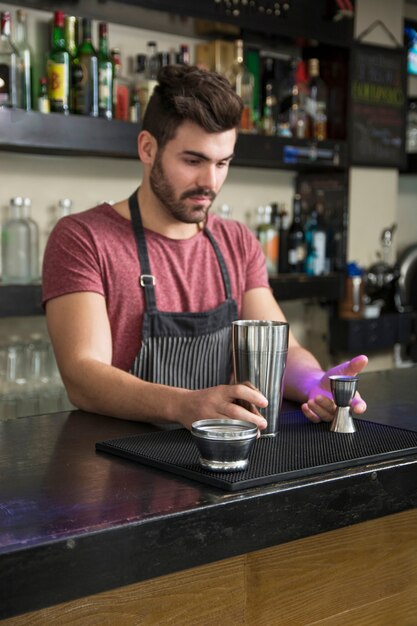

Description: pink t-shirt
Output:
[42,204,269,371]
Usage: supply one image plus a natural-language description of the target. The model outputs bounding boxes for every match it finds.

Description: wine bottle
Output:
[287,193,306,273]
[47,10,70,114]
[98,22,113,119]
[72,18,98,117]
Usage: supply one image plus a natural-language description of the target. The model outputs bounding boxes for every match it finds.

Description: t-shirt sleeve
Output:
[42,216,105,307]
[240,223,270,292]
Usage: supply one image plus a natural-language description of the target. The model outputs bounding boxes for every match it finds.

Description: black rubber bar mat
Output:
[96,411,417,491]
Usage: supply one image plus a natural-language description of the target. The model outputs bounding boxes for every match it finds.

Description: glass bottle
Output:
[0,11,20,108]
[15,9,32,111]
[72,18,98,117]
[47,10,70,114]
[145,41,160,81]
[132,53,150,122]
[1,197,31,284]
[287,193,306,273]
[111,48,130,122]
[278,205,290,273]
[98,22,113,119]
[64,16,78,60]
[46,198,72,244]
[177,44,190,65]
[21,197,40,282]
[305,58,328,141]
[227,39,254,133]
[37,77,50,113]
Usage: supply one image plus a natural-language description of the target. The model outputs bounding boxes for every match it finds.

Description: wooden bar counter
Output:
[1,367,417,625]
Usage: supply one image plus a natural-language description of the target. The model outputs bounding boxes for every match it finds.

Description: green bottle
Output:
[98,22,113,119]
[46,10,70,114]
[64,16,78,60]
[72,17,98,117]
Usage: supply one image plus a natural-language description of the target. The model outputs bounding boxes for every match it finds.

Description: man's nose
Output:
[197,165,217,190]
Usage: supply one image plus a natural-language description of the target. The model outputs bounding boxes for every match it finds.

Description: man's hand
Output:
[301,354,368,423]
[182,384,268,431]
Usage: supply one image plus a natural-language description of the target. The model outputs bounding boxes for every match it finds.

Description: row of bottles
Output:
[219,191,340,277]
[197,38,329,138]
[1,197,72,284]
[0,7,334,138]
[0,8,191,122]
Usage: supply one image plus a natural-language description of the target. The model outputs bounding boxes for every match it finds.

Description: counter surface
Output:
[1,367,417,619]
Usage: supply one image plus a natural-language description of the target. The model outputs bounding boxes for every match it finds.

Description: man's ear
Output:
[138,130,158,164]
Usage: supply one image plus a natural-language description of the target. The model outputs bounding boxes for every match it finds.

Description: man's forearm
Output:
[283,345,324,403]
[63,357,191,424]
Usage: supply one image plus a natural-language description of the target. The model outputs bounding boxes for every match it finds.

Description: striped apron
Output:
[128,191,238,389]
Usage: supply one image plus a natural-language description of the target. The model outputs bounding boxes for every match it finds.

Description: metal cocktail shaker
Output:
[232,320,289,436]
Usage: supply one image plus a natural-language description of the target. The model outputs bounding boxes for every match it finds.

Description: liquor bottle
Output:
[97,22,113,119]
[304,204,326,276]
[305,58,328,141]
[0,11,20,108]
[111,48,130,121]
[15,9,32,111]
[177,44,190,65]
[287,193,306,273]
[260,56,279,136]
[47,198,72,234]
[1,197,31,284]
[72,18,98,117]
[258,204,279,276]
[47,10,70,114]
[226,40,255,133]
[37,77,50,113]
[64,16,78,59]
[21,197,40,282]
[278,205,290,273]
[145,41,160,80]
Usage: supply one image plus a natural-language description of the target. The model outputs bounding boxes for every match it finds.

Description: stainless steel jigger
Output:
[329,375,358,433]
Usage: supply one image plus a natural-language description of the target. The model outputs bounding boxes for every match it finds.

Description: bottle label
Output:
[99,66,112,109]
[115,83,129,121]
[47,61,68,103]
[0,63,10,103]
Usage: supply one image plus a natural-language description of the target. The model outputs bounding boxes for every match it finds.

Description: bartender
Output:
[42,64,368,431]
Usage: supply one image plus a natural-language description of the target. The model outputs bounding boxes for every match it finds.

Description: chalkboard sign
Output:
[349,43,407,168]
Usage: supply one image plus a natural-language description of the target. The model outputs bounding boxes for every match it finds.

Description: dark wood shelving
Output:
[0,109,348,170]
[270,273,343,302]
[0,275,343,317]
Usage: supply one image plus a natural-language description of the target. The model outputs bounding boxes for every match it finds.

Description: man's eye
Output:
[217,161,229,169]
[185,159,201,166]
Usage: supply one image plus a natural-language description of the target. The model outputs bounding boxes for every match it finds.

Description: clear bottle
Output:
[258,204,279,276]
[177,44,190,65]
[305,58,328,141]
[21,197,40,282]
[287,193,306,273]
[47,10,70,114]
[0,11,20,108]
[227,39,254,133]
[47,198,72,235]
[111,48,130,121]
[72,18,98,117]
[15,9,32,111]
[98,22,113,119]
[1,197,31,284]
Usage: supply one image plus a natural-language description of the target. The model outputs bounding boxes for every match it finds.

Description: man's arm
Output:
[241,287,368,422]
[46,292,269,429]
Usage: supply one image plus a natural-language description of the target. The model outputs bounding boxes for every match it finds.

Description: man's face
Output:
[149,121,236,224]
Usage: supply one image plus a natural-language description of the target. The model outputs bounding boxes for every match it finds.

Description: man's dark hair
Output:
[142,64,243,148]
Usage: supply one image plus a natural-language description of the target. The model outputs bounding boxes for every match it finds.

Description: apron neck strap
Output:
[128,189,157,311]
[128,188,234,309]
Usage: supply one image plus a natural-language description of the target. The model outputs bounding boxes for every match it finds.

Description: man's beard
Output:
[149,152,216,224]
